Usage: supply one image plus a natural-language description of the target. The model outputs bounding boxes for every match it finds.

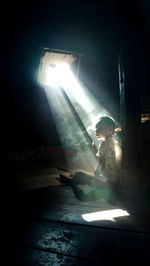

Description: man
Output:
[60,116,122,200]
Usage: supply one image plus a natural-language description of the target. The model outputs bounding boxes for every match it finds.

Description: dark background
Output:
[2,0,150,156]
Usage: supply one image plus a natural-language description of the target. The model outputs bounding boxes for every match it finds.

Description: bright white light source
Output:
[82,209,130,222]
[38,51,76,85]
[46,65,57,87]
[46,63,72,87]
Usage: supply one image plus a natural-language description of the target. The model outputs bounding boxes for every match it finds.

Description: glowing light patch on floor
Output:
[82,209,130,222]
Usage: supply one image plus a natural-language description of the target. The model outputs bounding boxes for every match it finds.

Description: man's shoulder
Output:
[105,137,115,146]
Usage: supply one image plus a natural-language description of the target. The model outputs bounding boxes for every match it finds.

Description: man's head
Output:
[95,116,116,139]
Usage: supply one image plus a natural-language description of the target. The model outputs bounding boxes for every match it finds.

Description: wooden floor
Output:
[12,186,150,265]
[4,162,150,265]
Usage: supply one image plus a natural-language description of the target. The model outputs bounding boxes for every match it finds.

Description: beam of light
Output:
[82,209,130,222]
[44,83,98,172]
[46,62,97,117]
[38,51,122,172]
[46,62,111,146]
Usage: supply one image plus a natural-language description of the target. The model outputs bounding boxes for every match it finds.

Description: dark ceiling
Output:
[4,0,150,52]
[3,0,150,94]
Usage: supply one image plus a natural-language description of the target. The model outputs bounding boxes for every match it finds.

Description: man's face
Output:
[95,123,105,139]
[95,124,113,139]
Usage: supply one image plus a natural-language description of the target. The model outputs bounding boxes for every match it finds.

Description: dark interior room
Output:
[2,0,150,265]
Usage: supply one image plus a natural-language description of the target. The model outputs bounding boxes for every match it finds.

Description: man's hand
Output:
[92,141,97,154]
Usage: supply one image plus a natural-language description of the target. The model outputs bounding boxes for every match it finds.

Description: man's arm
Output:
[94,156,105,175]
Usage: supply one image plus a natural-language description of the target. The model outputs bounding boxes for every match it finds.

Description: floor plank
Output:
[13,184,150,265]
[17,219,150,265]
[16,186,150,233]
